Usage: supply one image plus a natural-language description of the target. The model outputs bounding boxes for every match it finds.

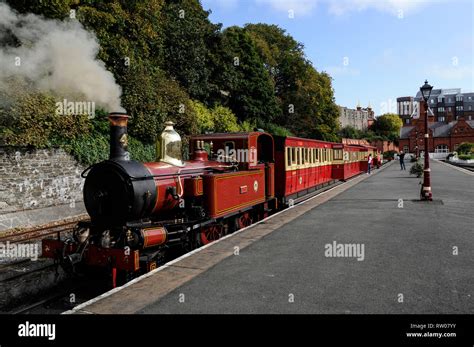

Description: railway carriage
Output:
[42,113,379,284]
[274,136,338,205]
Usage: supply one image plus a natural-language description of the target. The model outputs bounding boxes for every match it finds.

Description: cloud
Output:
[426,64,474,81]
[324,65,361,77]
[255,0,318,16]
[253,0,436,17]
[327,0,434,16]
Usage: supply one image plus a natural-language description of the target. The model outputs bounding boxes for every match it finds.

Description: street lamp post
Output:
[420,80,433,201]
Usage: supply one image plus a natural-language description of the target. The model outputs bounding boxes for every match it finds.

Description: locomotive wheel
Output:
[199,224,224,245]
[236,212,253,230]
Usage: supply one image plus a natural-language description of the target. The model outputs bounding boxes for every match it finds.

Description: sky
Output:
[201,0,474,116]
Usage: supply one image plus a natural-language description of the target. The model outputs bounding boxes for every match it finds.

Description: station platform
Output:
[69,160,474,314]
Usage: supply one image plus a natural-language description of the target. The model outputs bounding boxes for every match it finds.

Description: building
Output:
[397,89,474,126]
[338,102,375,131]
[398,90,474,155]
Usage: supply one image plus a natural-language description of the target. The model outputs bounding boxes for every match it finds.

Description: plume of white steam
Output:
[0,3,124,112]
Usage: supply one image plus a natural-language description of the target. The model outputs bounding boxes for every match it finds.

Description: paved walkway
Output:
[74,161,474,314]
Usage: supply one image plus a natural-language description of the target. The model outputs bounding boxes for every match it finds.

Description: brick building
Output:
[398,94,474,155]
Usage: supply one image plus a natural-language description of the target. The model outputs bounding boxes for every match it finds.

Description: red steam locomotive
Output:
[42,112,377,284]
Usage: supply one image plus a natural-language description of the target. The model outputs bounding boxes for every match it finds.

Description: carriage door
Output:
[257,134,275,198]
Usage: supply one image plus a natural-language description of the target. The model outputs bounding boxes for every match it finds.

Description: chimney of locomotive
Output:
[108,112,130,161]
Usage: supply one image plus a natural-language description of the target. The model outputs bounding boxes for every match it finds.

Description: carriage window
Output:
[305,148,309,163]
[297,148,301,165]
[334,149,343,160]
[291,147,296,165]
[310,149,314,164]
[287,147,291,167]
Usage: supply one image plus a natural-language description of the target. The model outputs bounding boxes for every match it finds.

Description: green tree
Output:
[245,23,339,140]
[211,26,281,124]
[6,0,78,19]
[161,0,221,101]
[372,113,402,138]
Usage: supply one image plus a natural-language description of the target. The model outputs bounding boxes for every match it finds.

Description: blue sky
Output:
[201,0,474,116]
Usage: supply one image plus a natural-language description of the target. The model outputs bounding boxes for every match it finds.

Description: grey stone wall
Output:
[0,147,85,214]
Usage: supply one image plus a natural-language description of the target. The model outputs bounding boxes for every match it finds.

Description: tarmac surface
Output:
[72,160,474,314]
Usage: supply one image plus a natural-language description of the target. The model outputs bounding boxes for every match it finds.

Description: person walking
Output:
[367,154,373,174]
[399,150,406,170]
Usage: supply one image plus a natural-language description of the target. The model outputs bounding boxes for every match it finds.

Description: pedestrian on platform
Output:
[376,153,382,169]
[367,154,372,174]
[399,151,406,170]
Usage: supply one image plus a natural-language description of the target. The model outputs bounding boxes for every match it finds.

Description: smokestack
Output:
[108,112,129,161]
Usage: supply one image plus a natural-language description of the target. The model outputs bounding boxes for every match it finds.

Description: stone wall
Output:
[0,147,85,213]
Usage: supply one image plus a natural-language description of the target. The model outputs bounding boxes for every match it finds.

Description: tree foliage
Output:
[245,23,340,140]
[2,0,345,161]
[371,113,402,140]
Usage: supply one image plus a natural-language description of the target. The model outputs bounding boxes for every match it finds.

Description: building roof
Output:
[400,126,415,139]
[400,120,474,139]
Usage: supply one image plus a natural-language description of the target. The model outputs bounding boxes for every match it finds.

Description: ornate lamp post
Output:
[420,80,433,201]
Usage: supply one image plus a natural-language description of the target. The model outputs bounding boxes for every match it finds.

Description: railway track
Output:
[0,215,88,244]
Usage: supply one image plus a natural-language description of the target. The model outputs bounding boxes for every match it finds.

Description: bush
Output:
[383,150,396,159]
[64,132,156,166]
[456,142,474,155]
[0,91,91,148]
[410,161,423,178]
[458,154,474,161]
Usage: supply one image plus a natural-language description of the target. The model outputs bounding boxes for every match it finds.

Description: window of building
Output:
[469,116,472,120]
[447,107,451,112]
[448,98,452,102]
[405,119,410,124]
[456,95,463,101]
[438,116,445,122]
[403,145,409,153]
[435,144,449,153]
[469,106,472,111]
[438,107,445,112]
[469,96,472,100]
[430,99,435,104]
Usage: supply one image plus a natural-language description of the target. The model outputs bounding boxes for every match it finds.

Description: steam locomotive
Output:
[42,112,377,285]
